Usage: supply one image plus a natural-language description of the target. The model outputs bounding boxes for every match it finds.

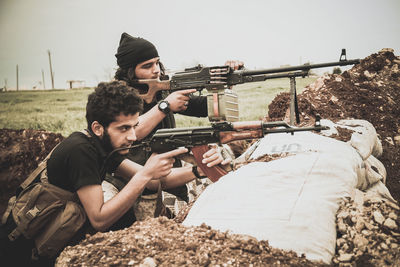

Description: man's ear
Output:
[91,121,104,137]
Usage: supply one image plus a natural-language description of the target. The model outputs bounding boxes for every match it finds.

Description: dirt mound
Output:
[0,129,63,215]
[56,216,325,267]
[267,48,400,204]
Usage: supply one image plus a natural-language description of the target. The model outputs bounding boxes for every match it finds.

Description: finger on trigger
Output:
[162,147,188,158]
[181,89,197,95]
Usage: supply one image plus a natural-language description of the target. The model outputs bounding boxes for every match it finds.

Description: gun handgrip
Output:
[191,145,229,182]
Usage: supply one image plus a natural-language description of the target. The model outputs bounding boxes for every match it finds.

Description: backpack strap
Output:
[153,183,164,217]
[19,144,59,190]
[1,196,16,225]
[1,144,59,226]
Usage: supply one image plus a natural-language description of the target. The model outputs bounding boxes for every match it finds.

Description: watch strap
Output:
[192,165,207,179]
[158,100,170,114]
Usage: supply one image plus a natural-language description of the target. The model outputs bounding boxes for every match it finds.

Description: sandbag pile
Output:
[183,118,396,264]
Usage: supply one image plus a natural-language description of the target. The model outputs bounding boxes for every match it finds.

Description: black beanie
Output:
[115,32,159,69]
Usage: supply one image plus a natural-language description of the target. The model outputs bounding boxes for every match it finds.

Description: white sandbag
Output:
[319,119,339,136]
[184,132,363,264]
[335,119,379,160]
[365,181,397,204]
[320,119,382,159]
[357,155,387,190]
[371,136,383,158]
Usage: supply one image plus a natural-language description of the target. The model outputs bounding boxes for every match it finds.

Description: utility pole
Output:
[4,78,7,92]
[47,50,55,89]
[41,69,46,89]
[16,64,19,91]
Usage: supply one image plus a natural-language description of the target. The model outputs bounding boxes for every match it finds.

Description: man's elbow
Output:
[88,217,110,232]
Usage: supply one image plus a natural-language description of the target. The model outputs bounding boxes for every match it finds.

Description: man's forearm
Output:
[98,170,151,230]
[115,158,195,192]
[158,166,196,190]
[77,172,151,232]
[135,105,166,140]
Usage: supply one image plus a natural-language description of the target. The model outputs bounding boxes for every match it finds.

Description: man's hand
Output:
[142,147,188,178]
[201,144,231,168]
[165,89,197,112]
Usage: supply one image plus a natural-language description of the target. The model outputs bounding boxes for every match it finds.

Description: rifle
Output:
[136,49,360,123]
[135,115,329,182]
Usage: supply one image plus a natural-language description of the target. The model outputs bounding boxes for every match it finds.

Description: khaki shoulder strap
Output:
[19,144,59,190]
[1,144,59,225]
[20,129,89,189]
[80,129,92,138]
[153,183,163,217]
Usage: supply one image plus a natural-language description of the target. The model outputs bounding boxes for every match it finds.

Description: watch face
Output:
[159,101,168,109]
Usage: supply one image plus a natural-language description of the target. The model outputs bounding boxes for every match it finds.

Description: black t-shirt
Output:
[126,93,208,200]
[130,94,207,165]
[179,94,208,117]
[47,132,124,192]
[142,94,207,133]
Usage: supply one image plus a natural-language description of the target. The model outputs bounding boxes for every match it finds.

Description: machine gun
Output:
[134,115,329,182]
[135,49,360,124]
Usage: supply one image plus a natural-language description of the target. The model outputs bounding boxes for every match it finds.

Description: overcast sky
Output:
[0,0,399,89]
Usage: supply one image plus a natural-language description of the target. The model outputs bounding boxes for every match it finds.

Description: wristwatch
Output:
[192,165,207,179]
[158,100,170,114]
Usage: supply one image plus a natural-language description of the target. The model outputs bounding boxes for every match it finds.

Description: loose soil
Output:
[1,48,399,266]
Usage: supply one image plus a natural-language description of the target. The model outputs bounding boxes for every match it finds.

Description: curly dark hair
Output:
[114,61,166,89]
[86,81,143,129]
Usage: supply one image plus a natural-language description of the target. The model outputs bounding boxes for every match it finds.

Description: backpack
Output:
[1,146,87,258]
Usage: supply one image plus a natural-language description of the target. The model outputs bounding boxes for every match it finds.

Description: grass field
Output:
[0,77,316,137]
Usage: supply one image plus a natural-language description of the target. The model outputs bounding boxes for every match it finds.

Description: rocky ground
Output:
[332,192,399,266]
[56,216,326,267]
[1,49,399,266]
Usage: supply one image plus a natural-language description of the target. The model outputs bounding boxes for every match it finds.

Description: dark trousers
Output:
[0,216,54,267]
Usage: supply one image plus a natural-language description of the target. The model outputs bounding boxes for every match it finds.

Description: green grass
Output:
[0,77,317,136]
[0,88,93,137]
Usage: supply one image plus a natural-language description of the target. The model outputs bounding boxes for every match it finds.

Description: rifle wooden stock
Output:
[136,79,171,103]
[185,122,265,181]
[219,129,263,144]
[191,145,230,182]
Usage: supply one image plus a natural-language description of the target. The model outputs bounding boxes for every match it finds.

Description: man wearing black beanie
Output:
[115,33,159,70]
[109,32,241,220]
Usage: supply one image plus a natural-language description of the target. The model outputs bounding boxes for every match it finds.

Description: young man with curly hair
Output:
[47,80,217,230]
[1,80,224,266]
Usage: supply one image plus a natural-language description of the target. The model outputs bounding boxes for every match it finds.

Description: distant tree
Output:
[333,67,342,75]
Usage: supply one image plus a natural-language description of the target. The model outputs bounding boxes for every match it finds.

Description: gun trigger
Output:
[178,153,197,165]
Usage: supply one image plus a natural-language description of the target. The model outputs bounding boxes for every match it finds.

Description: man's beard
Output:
[101,130,114,154]
[101,129,131,155]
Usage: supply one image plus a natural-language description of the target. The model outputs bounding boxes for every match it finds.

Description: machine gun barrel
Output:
[239,59,361,77]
